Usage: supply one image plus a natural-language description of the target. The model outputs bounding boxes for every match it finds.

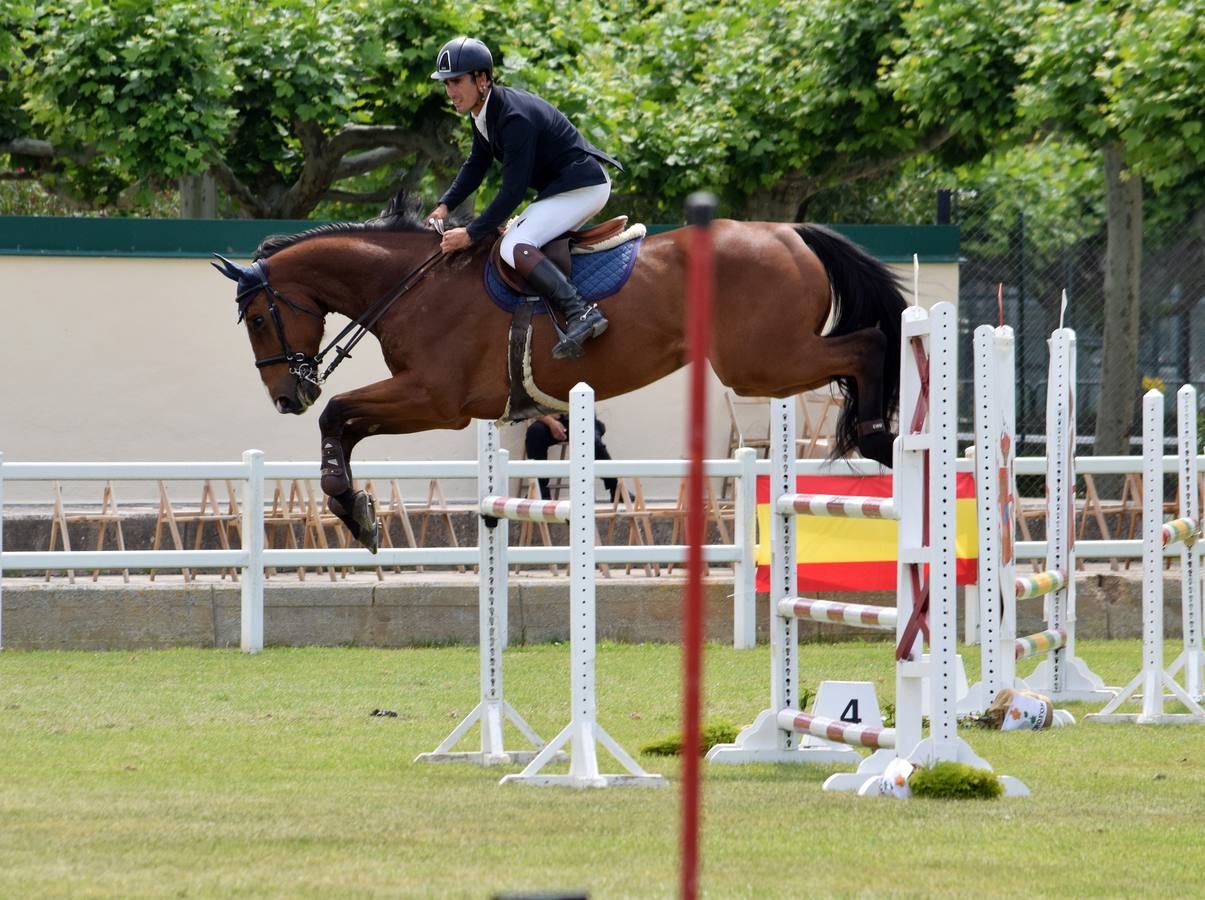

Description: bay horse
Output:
[213,199,907,551]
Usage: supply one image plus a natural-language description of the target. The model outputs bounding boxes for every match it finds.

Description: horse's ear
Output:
[211,253,247,282]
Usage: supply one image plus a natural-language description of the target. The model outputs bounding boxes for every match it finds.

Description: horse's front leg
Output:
[317,377,472,552]
[318,400,381,552]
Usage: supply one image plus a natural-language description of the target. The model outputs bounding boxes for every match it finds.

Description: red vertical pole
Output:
[681,192,716,900]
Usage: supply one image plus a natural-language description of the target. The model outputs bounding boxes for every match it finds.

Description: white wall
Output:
[0,255,957,501]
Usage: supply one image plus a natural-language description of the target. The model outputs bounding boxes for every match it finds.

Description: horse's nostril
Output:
[275,396,294,414]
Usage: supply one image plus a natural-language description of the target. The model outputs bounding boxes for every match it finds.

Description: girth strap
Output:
[502,301,568,422]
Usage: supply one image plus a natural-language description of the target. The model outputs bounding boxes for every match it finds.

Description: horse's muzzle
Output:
[275,378,322,415]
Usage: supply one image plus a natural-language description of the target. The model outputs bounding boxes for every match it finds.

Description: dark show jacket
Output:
[438,85,623,243]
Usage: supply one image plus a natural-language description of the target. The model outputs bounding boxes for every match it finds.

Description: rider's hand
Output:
[425,204,449,230]
[439,227,472,254]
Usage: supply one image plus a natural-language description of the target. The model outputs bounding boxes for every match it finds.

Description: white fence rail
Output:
[0,449,1192,653]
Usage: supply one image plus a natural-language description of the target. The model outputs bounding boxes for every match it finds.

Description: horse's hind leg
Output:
[843,328,895,468]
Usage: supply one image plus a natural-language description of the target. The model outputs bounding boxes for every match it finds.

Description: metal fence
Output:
[951,189,1205,456]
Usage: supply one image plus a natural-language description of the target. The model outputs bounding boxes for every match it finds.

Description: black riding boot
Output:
[516,245,608,359]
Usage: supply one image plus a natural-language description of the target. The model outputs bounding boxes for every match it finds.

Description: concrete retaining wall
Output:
[0,568,1183,651]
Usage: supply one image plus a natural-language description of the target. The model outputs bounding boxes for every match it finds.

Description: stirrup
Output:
[552,306,607,360]
[552,334,586,360]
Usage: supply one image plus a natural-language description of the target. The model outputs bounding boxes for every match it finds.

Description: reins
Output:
[308,247,444,384]
[255,245,444,386]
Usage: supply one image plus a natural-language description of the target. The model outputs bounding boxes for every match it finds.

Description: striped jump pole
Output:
[776,710,895,750]
[1016,569,1066,600]
[777,598,897,630]
[1089,388,1205,724]
[707,302,1027,796]
[775,494,896,519]
[502,383,667,786]
[962,321,1112,716]
[1015,628,1067,660]
[1162,518,1197,547]
[480,495,571,523]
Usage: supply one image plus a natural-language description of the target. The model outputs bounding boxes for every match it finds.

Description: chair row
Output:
[39,474,735,582]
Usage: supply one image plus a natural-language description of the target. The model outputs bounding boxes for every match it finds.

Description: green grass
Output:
[2,640,1203,898]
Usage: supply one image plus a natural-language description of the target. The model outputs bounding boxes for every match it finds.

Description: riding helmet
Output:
[431,37,493,80]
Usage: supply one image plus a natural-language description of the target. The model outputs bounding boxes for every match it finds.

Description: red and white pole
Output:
[681,191,716,900]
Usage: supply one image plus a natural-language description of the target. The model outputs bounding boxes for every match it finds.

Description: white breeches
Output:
[499,173,612,267]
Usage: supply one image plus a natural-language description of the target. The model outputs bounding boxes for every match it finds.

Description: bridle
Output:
[231,247,444,386]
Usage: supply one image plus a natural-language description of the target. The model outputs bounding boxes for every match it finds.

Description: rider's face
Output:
[443,73,488,116]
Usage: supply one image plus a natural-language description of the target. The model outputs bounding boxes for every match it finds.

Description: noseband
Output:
[229,249,444,387]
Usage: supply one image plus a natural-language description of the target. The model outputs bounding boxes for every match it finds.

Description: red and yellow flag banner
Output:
[755,473,978,592]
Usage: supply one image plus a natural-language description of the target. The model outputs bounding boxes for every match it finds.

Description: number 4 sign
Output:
[802,681,885,750]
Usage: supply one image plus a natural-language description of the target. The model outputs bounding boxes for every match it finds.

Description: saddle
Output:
[489,216,631,295]
[493,215,645,425]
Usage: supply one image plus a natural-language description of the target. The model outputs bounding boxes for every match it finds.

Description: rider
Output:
[425,36,622,360]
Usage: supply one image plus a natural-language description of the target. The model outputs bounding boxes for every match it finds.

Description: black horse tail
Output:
[794,224,908,461]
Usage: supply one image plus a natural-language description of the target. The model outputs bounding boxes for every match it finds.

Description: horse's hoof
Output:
[352,490,380,554]
[859,431,895,469]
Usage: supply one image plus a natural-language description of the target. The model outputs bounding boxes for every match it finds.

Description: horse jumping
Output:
[213,201,907,550]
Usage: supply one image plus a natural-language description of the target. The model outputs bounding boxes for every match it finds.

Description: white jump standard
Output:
[1089,387,1205,724]
[416,421,550,766]
[961,322,1111,714]
[706,302,1027,796]
[420,384,666,784]
[499,383,666,786]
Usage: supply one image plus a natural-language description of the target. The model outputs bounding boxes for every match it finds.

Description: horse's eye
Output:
[250,315,266,330]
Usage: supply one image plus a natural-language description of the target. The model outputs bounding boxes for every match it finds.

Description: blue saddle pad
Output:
[484,237,643,313]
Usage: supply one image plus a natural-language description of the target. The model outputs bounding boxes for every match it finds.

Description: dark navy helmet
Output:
[431,37,493,81]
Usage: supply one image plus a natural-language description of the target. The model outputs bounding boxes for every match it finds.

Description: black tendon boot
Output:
[515,244,608,359]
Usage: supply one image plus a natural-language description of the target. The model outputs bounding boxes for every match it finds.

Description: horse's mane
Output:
[253,193,446,260]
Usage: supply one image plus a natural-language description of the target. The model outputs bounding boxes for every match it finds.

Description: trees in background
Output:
[2,1,1202,445]
[4,1,1200,226]
[1019,0,1205,454]
[2,0,461,217]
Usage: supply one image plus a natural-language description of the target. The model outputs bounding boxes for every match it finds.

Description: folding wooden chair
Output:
[377,479,425,573]
[653,476,731,576]
[152,480,240,582]
[599,476,660,577]
[414,479,467,573]
[47,481,128,583]
[721,391,772,500]
[299,480,341,582]
[797,389,844,459]
[263,480,308,580]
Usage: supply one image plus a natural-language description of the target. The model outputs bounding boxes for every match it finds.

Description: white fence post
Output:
[240,449,265,653]
[732,447,758,648]
[1172,385,1204,699]
[0,450,5,651]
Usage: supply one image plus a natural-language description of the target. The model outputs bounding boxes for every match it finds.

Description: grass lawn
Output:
[1,639,1203,898]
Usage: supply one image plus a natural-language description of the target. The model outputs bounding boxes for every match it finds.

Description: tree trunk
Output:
[742,176,813,221]
[1093,142,1143,456]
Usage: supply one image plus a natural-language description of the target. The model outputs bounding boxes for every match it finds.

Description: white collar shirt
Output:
[472,89,491,141]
